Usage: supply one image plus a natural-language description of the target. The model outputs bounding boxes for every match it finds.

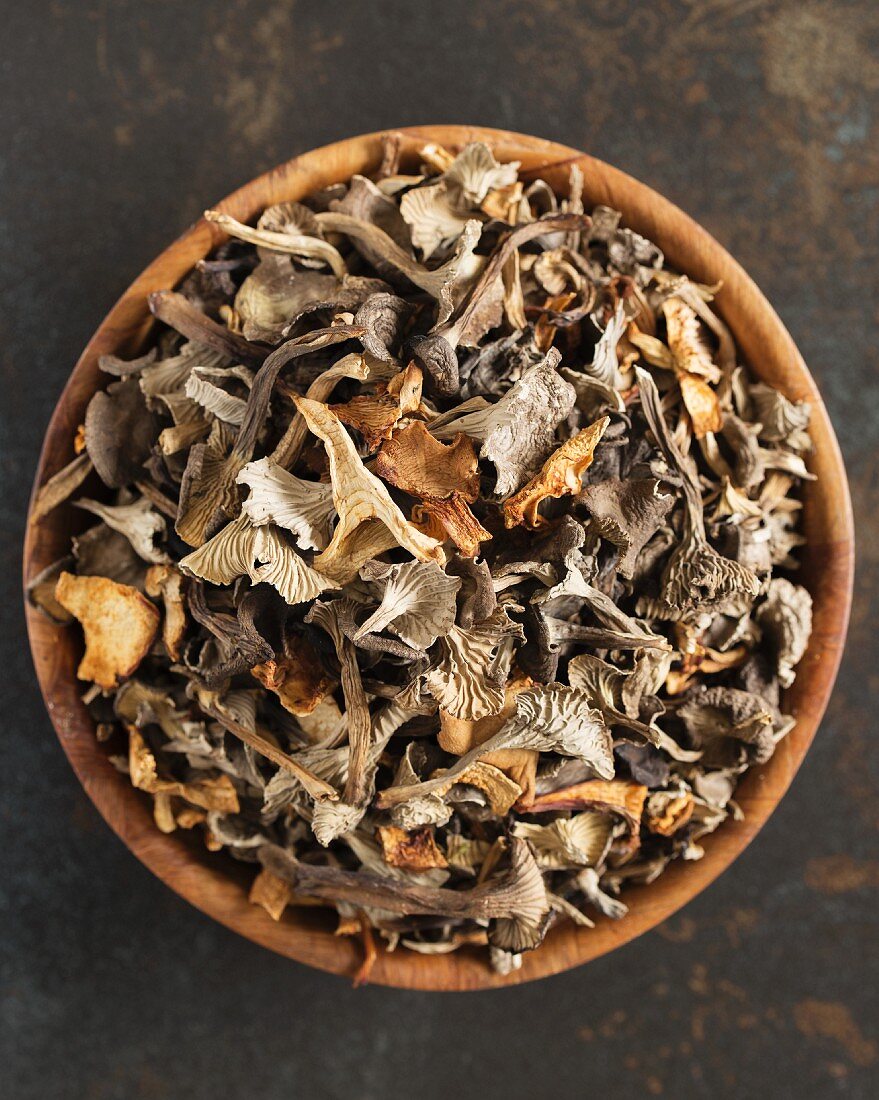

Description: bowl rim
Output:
[23,124,854,991]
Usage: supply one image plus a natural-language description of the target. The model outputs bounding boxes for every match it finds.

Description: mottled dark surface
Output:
[3,2,877,1097]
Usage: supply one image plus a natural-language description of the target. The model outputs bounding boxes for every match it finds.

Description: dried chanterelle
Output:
[30,139,814,981]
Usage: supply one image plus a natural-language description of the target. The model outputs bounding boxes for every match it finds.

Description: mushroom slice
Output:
[315,211,482,324]
[377,682,613,810]
[204,208,347,277]
[355,560,460,651]
[660,297,723,437]
[437,675,537,804]
[330,362,423,449]
[662,296,722,382]
[235,256,339,344]
[376,420,480,499]
[176,420,244,547]
[524,779,648,830]
[306,599,373,808]
[749,382,811,448]
[512,812,614,869]
[293,396,444,582]
[432,353,576,496]
[84,378,159,489]
[144,564,187,660]
[76,497,170,564]
[393,760,523,823]
[139,341,231,401]
[30,453,94,525]
[423,607,524,721]
[374,420,487,554]
[251,633,332,717]
[636,368,759,619]
[756,577,812,689]
[183,366,251,425]
[179,512,332,606]
[411,498,492,557]
[400,182,472,259]
[128,726,240,813]
[580,477,674,579]
[645,789,695,836]
[249,868,294,921]
[55,572,159,690]
[237,457,335,551]
[259,836,547,936]
[376,826,449,870]
[503,415,609,528]
[445,142,520,206]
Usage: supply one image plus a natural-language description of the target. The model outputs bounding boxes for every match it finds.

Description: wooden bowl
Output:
[23,125,854,990]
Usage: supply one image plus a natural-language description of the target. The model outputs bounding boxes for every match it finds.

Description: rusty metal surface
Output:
[2,2,877,1097]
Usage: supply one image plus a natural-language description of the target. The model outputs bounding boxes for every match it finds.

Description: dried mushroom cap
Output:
[375,420,480,501]
[423,607,524,720]
[84,379,158,489]
[293,396,444,581]
[330,362,423,449]
[55,572,159,690]
[30,452,94,526]
[525,779,648,830]
[250,639,332,717]
[377,826,449,870]
[179,512,332,606]
[237,457,335,551]
[356,560,460,650]
[76,497,170,564]
[144,565,187,661]
[249,868,293,921]
[53,145,812,967]
[503,415,609,527]
[756,577,812,688]
[512,812,614,869]
[433,351,576,496]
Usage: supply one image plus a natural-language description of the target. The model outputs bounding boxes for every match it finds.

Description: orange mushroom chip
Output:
[503,415,610,528]
[144,564,187,661]
[128,725,240,814]
[55,572,160,690]
[375,420,490,555]
[523,778,648,831]
[438,675,538,805]
[330,362,424,450]
[250,634,333,716]
[376,825,449,871]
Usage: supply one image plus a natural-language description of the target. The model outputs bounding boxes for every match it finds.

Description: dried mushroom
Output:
[37,142,813,976]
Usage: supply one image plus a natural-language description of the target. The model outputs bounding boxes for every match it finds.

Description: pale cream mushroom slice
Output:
[355,559,461,651]
[144,564,187,661]
[293,396,444,583]
[237,456,335,551]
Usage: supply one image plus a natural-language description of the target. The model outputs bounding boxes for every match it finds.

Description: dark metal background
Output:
[3,2,877,1097]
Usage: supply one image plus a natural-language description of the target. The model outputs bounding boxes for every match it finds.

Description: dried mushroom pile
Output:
[31,140,815,979]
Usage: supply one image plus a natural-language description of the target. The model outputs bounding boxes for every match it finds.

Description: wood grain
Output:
[22,126,854,991]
